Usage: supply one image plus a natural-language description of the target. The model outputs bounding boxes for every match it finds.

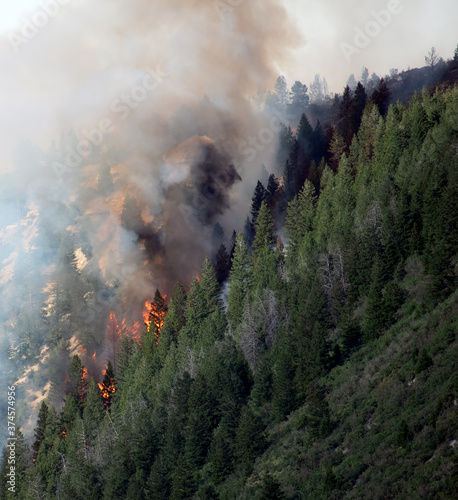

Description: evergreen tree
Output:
[312,119,326,164]
[184,277,206,337]
[285,180,316,255]
[165,281,186,337]
[228,233,252,327]
[371,78,391,117]
[252,202,275,258]
[67,355,87,405]
[276,124,294,172]
[200,256,221,313]
[213,243,231,284]
[288,80,309,119]
[235,405,267,476]
[251,180,267,225]
[32,401,49,461]
[350,82,367,134]
[147,289,168,344]
[273,75,289,111]
[83,378,105,441]
[265,173,279,209]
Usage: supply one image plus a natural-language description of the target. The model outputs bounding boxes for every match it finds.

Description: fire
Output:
[98,362,115,408]
[195,273,200,281]
[106,310,141,342]
[93,352,96,359]
[143,291,167,344]
[79,367,88,401]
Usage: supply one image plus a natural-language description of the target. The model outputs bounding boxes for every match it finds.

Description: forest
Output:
[1,51,458,499]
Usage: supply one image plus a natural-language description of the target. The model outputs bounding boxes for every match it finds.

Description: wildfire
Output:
[79,367,88,401]
[143,291,167,344]
[98,362,115,408]
[106,311,141,342]
[93,352,96,359]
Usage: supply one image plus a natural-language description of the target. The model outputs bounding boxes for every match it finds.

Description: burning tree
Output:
[143,289,168,345]
[66,355,88,405]
[98,361,115,409]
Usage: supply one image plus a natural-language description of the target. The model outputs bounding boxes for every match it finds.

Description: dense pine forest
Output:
[2,53,458,499]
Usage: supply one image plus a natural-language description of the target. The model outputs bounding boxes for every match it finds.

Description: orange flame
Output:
[92,352,96,359]
[98,364,115,408]
[107,310,141,342]
[143,295,167,344]
[79,367,88,400]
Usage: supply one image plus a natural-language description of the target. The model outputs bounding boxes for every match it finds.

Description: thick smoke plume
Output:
[0,0,301,434]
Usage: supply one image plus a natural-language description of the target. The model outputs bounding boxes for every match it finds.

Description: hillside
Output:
[1,63,458,499]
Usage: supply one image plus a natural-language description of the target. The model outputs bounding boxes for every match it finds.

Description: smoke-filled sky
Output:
[2,0,457,93]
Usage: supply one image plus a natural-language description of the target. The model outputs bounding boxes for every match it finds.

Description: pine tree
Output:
[371,78,391,117]
[251,180,267,225]
[273,75,289,111]
[228,233,252,327]
[67,355,88,405]
[99,361,116,409]
[32,401,49,461]
[312,119,326,164]
[289,80,309,118]
[147,289,168,344]
[350,82,367,134]
[200,257,221,313]
[329,128,346,171]
[276,124,294,172]
[285,180,316,255]
[184,277,206,338]
[83,379,105,441]
[166,281,186,336]
[252,202,274,258]
[235,405,267,476]
[213,243,231,284]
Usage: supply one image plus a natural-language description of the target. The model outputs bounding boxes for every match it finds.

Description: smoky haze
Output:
[0,0,300,435]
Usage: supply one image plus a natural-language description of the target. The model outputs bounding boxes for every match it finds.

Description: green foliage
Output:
[21,80,458,500]
[228,233,252,327]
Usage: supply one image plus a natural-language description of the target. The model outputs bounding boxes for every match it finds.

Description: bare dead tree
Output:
[239,303,261,372]
[319,247,350,321]
[255,289,279,349]
[425,46,439,68]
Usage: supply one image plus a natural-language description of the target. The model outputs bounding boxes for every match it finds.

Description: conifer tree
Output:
[213,243,231,284]
[289,80,309,118]
[251,180,267,225]
[165,281,186,337]
[228,233,252,327]
[184,277,206,337]
[67,355,87,405]
[285,180,316,254]
[200,257,221,313]
[32,401,49,461]
[252,202,274,258]
[83,378,105,441]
